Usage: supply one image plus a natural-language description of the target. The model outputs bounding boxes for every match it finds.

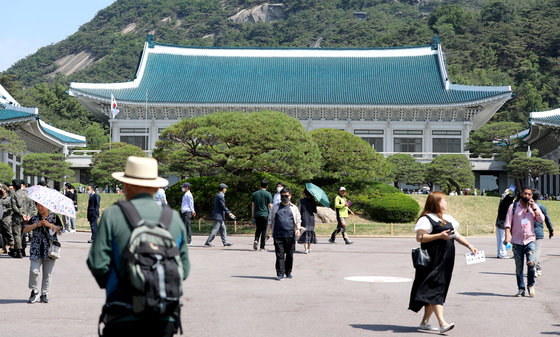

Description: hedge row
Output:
[167,174,420,224]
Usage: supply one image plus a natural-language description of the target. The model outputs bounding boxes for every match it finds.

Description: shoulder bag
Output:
[411,233,430,268]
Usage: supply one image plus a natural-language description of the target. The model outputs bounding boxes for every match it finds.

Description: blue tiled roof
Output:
[0,109,35,121]
[531,115,560,127]
[40,126,85,144]
[70,45,511,106]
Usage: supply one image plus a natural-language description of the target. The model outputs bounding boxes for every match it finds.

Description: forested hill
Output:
[2,0,560,136]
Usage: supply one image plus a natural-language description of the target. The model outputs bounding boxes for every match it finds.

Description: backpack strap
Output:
[116,200,144,229]
[159,205,173,230]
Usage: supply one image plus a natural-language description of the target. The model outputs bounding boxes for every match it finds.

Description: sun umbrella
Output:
[26,185,76,219]
[305,182,330,207]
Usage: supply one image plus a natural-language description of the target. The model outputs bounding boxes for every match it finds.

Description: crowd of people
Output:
[1,159,556,336]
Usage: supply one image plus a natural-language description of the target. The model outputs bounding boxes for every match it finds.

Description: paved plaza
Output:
[1,232,559,337]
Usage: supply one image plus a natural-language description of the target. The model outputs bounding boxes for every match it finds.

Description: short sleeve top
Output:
[414,213,460,233]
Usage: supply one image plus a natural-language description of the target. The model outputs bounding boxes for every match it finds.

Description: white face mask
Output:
[181,188,186,192]
[277,187,282,193]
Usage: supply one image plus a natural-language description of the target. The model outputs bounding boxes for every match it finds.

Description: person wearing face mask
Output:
[504,187,544,297]
[273,182,286,206]
[86,183,100,243]
[266,187,302,280]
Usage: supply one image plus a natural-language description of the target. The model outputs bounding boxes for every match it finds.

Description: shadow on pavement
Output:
[457,291,512,297]
[0,299,27,304]
[479,271,515,276]
[231,275,277,280]
[350,324,423,333]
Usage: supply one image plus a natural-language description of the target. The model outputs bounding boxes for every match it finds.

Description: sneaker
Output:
[418,323,439,331]
[439,323,455,334]
[253,240,258,251]
[286,274,293,279]
[515,289,525,297]
[344,239,354,245]
[28,290,39,304]
[276,275,284,281]
[528,286,535,297]
[223,242,233,247]
[205,243,214,247]
[260,248,266,252]
[70,229,76,233]
[328,238,335,243]
[62,229,69,233]
[304,249,309,254]
[40,294,48,303]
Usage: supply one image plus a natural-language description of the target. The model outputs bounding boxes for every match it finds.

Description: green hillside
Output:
[2,0,560,142]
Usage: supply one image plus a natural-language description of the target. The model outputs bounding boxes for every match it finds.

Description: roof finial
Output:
[146,35,155,48]
[432,36,440,50]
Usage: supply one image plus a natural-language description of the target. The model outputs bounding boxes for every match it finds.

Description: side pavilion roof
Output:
[69,36,512,107]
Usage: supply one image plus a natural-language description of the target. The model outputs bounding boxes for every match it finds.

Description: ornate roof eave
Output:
[19,120,86,150]
[69,88,512,111]
[0,116,37,127]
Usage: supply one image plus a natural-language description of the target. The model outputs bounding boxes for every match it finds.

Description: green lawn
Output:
[73,193,557,237]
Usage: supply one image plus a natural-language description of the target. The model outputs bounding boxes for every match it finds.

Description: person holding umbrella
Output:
[23,186,68,304]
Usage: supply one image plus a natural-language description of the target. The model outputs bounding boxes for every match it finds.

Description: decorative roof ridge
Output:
[38,119,86,143]
[449,83,512,93]
[530,108,560,119]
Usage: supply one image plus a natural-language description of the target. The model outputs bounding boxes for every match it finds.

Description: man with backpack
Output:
[87,156,190,337]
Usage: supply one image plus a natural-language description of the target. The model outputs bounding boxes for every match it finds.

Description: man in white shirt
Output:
[272,182,285,206]
[181,182,195,244]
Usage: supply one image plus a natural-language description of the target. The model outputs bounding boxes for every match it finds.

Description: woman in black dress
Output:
[409,192,477,334]
[297,188,317,254]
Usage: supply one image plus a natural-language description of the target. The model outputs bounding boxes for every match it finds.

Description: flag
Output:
[111,94,119,119]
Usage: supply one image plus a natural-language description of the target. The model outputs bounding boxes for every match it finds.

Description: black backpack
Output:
[117,200,184,316]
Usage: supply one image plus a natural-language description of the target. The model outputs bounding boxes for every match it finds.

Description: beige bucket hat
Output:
[111,156,168,188]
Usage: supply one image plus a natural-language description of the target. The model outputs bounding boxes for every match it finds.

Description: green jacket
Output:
[11,189,27,221]
[87,194,190,319]
[334,195,349,218]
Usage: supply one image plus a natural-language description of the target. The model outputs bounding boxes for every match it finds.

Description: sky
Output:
[1,0,115,72]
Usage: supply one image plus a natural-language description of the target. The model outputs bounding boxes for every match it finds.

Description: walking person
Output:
[409,192,477,333]
[504,187,544,297]
[205,183,234,247]
[25,201,63,304]
[273,182,285,206]
[251,179,272,251]
[154,186,168,206]
[87,156,190,336]
[532,191,554,277]
[11,179,30,258]
[64,183,77,233]
[1,184,14,255]
[266,187,302,280]
[329,187,354,244]
[180,182,195,245]
[87,183,100,243]
[297,188,317,254]
[495,188,516,258]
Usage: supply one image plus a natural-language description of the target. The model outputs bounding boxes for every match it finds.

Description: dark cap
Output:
[219,183,228,190]
[182,182,191,189]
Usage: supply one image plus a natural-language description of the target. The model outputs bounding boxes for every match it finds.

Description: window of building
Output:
[354,129,384,135]
[393,130,423,135]
[433,138,461,153]
[362,137,384,152]
[394,138,422,152]
[432,130,461,136]
[120,136,148,150]
[120,128,149,134]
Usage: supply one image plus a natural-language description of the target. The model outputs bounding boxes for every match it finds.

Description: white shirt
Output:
[273,192,281,206]
[181,190,195,213]
[154,188,167,205]
[414,213,459,233]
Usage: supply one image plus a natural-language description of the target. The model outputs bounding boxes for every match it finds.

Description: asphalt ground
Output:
[1,232,559,337]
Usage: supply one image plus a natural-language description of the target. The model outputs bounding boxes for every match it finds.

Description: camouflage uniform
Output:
[11,188,28,251]
[0,189,14,247]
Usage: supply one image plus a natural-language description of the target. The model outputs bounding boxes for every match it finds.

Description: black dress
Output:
[297,198,317,244]
[408,215,455,312]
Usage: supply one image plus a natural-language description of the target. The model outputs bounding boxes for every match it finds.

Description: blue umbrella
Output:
[305,183,330,207]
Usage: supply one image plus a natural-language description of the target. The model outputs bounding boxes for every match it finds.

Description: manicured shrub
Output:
[366,194,420,223]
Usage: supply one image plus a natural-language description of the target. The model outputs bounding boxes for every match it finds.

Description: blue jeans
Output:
[512,241,536,290]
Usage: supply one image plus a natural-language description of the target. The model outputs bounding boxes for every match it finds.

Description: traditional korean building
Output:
[0,84,86,184]
[524,109,560,195]
[69,36,512,153]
